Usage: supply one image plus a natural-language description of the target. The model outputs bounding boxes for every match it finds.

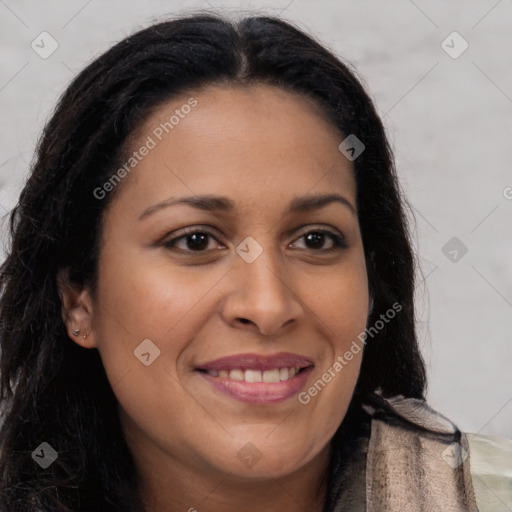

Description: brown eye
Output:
[163,228,225,253]
[291,229,348,252]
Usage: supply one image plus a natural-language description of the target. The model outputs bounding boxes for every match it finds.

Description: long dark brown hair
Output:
[0,12,426,511]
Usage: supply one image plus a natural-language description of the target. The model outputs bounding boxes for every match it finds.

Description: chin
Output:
[230,456,309,481]
[208,434,325,480]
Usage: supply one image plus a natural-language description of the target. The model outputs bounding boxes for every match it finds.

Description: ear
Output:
[57,267,97,349]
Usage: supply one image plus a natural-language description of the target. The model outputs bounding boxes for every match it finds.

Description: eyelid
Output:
[293,224,343,238]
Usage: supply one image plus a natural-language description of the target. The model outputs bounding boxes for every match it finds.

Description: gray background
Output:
[1,0,511,437]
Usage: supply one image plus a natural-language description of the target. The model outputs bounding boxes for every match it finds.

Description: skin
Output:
[58,84,370,512]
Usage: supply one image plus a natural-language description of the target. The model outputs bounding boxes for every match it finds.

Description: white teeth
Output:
[245,369,262,383]
[229,369,244,381]
[262,369,280,383]
[205,367,301,382]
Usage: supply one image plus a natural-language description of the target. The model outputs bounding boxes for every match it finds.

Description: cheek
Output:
[90,255,209,433]
[89,252,187,384]
[90,249,228,385]
[295,255,368,408]
[302,256,369,344]
[296,274,366,437]
[93,249,221,340]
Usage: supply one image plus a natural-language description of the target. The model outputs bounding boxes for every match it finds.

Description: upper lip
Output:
[195,352,315,372]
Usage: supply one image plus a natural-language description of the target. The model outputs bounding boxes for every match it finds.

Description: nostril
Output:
[238,318,250,324]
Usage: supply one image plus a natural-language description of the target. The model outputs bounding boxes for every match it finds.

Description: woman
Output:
[0,12,510,512]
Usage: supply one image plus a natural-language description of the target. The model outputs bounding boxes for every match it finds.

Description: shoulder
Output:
[349,391,512,511]
[465,432,512,511]
[360,391,478,510]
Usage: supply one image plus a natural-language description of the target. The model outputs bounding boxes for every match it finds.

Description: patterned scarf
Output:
[324,390,478,511]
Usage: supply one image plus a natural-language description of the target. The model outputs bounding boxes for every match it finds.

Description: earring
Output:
[73,329,80,336]
[82,331,88,339]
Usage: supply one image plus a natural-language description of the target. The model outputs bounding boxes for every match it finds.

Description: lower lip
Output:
[196,367,314,404]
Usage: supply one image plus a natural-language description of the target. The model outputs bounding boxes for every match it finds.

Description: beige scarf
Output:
[328,391,479,511]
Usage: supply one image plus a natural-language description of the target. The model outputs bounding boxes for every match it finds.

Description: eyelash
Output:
[162,226,348,254]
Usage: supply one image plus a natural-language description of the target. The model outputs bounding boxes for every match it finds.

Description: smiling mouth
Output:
[194,352,315,403]
[195,365,314,404]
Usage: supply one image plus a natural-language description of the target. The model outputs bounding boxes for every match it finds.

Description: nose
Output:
[221,244,304,337]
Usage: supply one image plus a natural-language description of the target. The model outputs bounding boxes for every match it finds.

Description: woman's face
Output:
[67,84,370,482]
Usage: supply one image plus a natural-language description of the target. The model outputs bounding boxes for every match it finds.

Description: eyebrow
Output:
[138,192,356,221]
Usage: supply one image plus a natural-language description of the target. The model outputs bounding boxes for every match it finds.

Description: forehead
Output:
[110,84,356,217]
